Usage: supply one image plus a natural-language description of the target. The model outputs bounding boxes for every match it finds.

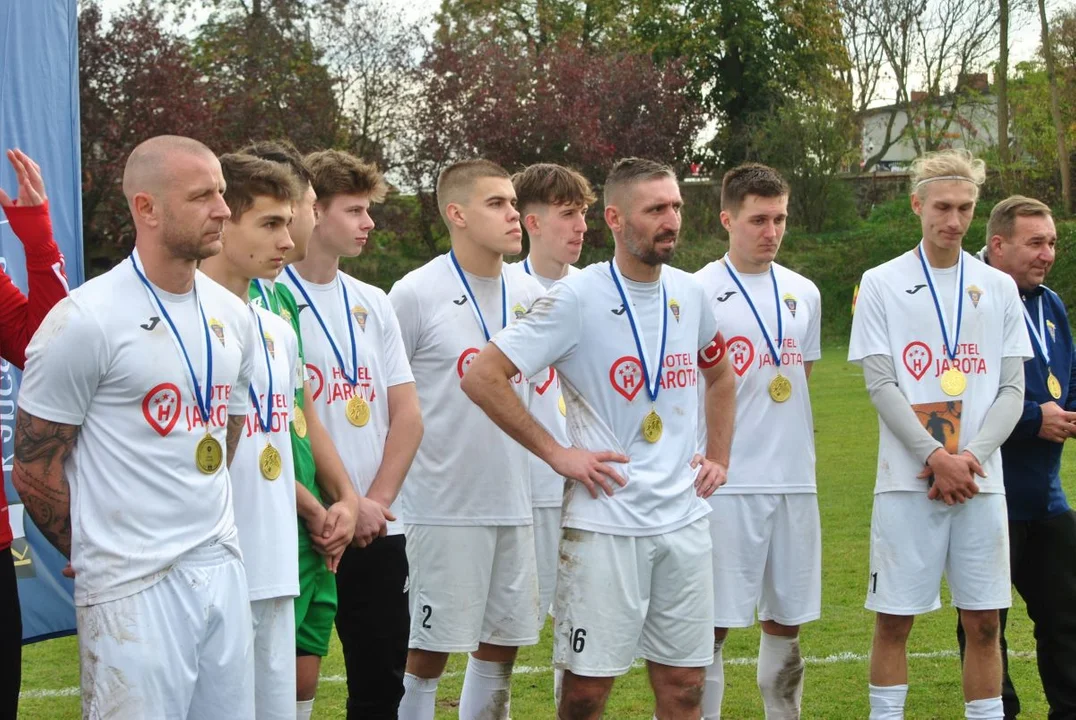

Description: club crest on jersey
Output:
[351,304,368,332]
[669,298,681,323]
[609,356,644,401]
[512,302,527,319]
[726,336,755,377]
[142,382,182,436]
[902,341,933,381]
[209,318,226,346]
[263,331,276,359]
[966,285,983,308]
[783,293,798,317]
[281,307,293,324]
[1048,319,1057,341]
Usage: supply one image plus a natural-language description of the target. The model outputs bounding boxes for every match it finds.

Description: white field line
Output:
[21,649,1036,700]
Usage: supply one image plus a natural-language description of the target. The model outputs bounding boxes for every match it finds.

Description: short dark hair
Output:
[219,153,301,221]
[512,163,596,215]
[720,163,790,214]
[304,150,389,206]
[239,139,313,188]
[436,159,511,220]
[603,157,676,207]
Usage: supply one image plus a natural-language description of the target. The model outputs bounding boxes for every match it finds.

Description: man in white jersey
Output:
[848,149,1031,720]
[508,162,596,622]
[695,164,821,719]
[200,153,303,719]
[241,140,379,720]
[281,149,420,720]
[12,135,258,718]
[389,159,546,720]
[463,157,736,720]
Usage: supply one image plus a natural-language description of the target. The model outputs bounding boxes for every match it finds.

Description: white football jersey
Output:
[493,261,721,537]
[389,254,546,525]
[507,261,581,508]
[18,253,256,606]
[848,249,1032,493]
[230,304,300,601]
[694,258,821,493]
[280,268,414,535]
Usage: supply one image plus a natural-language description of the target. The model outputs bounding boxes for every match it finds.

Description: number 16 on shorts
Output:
[568,626,586,653]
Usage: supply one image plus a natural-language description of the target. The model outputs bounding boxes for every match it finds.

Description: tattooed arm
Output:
[226,414,245,468]
[12,408,78,558]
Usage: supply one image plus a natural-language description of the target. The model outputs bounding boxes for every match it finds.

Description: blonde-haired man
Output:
[849,150,1032,719]
[280,149,422,719]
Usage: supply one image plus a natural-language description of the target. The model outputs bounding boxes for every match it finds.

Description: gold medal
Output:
[558,395,566,417]
[642,409,663,443]
[196,434,223,474]
[259,443,282,480]
[293,405,308,438]
[346,395,370,427]
[1048,371,1063,399]
[940,368,966,397]
[768,374,792,403]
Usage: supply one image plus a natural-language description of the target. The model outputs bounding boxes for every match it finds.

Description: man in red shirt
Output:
[0,148,69,718]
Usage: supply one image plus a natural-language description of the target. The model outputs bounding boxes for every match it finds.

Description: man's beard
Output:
[162,211,221,261]
[627,228,677,266]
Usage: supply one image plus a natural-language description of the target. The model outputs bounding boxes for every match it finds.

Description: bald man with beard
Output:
[13,135,260,719]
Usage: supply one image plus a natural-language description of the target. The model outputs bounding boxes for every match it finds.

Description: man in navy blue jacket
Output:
[959,195,1076,719]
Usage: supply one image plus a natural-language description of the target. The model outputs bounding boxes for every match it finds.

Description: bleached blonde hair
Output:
[910,149,987,201]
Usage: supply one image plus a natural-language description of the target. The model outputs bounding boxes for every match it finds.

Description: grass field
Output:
[18,346,1072,719]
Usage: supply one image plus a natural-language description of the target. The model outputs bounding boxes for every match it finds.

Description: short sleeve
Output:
[695,285,719,351]
[17,297,107,425]
[229,310,257,416]
[492,282,582,379]
[848,272,889,363]
[388,279,421,363]
[378,291,415,387]
[1001,276,1034,360]
[803,284,822,362]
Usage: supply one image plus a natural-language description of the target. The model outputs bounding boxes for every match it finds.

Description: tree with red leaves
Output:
[79,2,219,266]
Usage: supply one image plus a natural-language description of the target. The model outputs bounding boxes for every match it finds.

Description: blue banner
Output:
[0,0,83,642]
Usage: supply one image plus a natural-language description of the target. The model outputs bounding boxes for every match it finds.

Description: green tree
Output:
[751,93,860,232]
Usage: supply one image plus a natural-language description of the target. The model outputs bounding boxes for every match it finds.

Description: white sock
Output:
[459,657,513,720]
[399,673,440,720]
[296,699,314,720]
[553,667,564,707]
[703,637,725,719]
[757,632,804,719]
[868,683,908,720]
[965,697,1004,720]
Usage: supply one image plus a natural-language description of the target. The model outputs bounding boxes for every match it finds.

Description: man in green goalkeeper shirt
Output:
[242,140,393,720]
